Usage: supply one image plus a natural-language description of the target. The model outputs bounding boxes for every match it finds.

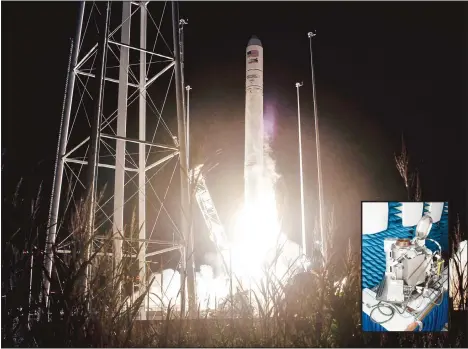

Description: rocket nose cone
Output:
[248,35,262,47]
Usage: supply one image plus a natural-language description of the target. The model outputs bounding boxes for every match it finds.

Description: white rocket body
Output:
[244,36,264,212]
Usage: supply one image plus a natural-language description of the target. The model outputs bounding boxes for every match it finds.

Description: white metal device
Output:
[366,214,446,329]
[377,215,442,303]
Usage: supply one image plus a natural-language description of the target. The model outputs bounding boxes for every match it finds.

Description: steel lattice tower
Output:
[43,0,196,320]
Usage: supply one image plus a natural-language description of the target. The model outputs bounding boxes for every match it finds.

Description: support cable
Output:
[146,1,169,76]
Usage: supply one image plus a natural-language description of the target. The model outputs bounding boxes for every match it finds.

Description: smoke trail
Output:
[147,269,181,311]
[148,265,230,312]
[146,132,303,314]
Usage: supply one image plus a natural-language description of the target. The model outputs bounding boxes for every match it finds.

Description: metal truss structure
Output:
[191,165,230,275]
[43,1,196,320]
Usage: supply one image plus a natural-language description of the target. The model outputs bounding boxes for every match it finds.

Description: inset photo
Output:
[361,202,449,332]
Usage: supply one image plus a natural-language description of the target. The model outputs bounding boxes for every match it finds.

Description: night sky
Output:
[3,1,467,263]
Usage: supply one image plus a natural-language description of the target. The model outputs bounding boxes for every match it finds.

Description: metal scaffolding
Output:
[43,1,195,319]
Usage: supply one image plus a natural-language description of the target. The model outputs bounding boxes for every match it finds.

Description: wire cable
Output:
[368,297,418,326]
[426,238,442,256]
[369,301,395,324]
[368,240,446,329]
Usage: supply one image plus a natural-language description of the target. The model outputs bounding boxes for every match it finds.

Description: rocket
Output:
[244,36,264,211]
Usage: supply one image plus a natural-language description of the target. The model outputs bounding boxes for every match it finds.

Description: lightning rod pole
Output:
[308,31,326,265]
[295,82,307,257]
[186,85,192,168]
[172,1,196,318]
[179,18,187,126]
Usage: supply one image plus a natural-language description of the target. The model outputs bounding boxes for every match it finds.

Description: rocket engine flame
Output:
[146,35,303,315]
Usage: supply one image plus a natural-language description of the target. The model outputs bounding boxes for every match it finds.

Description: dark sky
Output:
[3,1,467,260]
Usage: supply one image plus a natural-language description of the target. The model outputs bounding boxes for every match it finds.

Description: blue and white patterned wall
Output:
[361,202,449,290]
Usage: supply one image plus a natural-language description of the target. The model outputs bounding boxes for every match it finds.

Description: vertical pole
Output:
[185,84,195,316]
[295,82,307,257]
[172,1,196,318]
[28,250,34,328]
[229,247,233,318]
[179,18,194,318]
[185,85,192,168]
[147,283,150,317]
[43,1,85,310]
[179,18,187,127]
[179,247,186,316]
[85,1,110,294]
[138,2,148,320]
[307,31,326,264]
[160,255,164,313]
[113,0,131,295]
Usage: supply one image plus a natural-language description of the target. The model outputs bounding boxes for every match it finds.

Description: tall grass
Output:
[450,216,467,311]
[2,139,467,347]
